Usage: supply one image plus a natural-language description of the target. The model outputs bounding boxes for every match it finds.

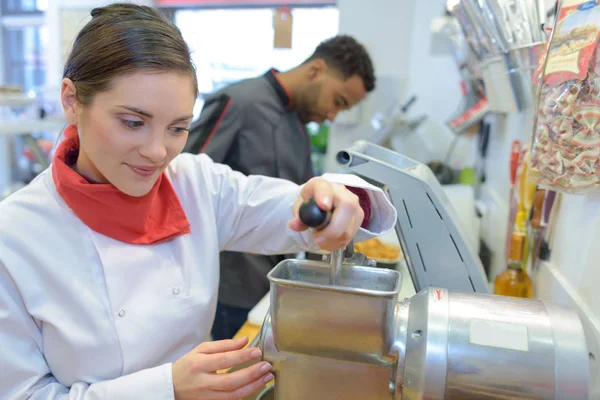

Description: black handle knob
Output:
[298,198,331,230]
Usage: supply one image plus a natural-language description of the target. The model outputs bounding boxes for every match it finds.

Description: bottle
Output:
[494,232,533,298]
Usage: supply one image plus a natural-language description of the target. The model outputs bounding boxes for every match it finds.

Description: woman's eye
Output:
[169,127,189,135]
[121,119,144,129]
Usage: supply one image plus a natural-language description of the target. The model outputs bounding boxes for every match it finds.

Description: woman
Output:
[0,4,396,400]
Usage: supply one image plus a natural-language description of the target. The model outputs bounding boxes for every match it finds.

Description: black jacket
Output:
[184,69,314,309]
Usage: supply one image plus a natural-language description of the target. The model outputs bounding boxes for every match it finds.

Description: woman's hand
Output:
[172,337,273,400]
[289,177,364,251]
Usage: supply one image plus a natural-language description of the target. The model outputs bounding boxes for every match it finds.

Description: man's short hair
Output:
[305,35,376,92]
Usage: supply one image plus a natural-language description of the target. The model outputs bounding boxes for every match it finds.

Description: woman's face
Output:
[61,71,196,197]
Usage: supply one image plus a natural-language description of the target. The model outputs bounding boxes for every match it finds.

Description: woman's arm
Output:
[205,156,396,253]
[169,153,396,254]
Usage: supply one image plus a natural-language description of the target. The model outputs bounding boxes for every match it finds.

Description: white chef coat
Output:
[0,153,396,400]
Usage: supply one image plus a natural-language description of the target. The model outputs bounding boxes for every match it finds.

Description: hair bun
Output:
[90,4,149,19]
[90,6,105,18]
[90,7,104,18]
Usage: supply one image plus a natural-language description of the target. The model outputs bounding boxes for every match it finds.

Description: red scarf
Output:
[51,125,191,245]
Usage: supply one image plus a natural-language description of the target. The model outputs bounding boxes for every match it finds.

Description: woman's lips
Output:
[127,164,158,177]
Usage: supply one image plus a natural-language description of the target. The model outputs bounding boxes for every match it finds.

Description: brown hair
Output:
[63,3,198,106]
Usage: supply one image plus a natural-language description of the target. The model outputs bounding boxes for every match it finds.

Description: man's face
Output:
[297,61,367,124]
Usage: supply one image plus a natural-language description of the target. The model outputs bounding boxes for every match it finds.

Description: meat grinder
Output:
[255,141,592,399]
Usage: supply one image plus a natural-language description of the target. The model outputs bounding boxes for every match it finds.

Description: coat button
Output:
[172,287,180,295]
[118,309,126,317]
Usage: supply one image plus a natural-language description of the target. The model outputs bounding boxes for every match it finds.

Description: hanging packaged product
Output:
[530,0,600,193]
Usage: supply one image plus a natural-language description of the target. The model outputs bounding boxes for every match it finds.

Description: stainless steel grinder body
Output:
[259,260,589,399]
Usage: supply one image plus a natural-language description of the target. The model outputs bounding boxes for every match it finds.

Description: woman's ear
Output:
[61,78,79,126]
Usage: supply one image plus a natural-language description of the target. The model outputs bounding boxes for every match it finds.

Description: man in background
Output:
[184,35,376,340]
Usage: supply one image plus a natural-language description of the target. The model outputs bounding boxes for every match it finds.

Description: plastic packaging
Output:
[530,1,600,193]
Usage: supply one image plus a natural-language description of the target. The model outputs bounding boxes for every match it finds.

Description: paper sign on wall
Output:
[273,8,293,49]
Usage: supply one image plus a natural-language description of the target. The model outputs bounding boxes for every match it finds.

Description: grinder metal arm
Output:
[335,140,489,293]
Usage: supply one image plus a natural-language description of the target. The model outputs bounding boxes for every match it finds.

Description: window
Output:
[0,0,50,198]
[1,0,48,91]
[175,7,339,96]
[1,0,47,14]
[2,24,47,90]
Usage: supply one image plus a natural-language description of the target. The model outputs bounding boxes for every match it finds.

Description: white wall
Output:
[338,0,412,79]
[403,1,463,126]
[327,0,463,173]
[325,0,416,172]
